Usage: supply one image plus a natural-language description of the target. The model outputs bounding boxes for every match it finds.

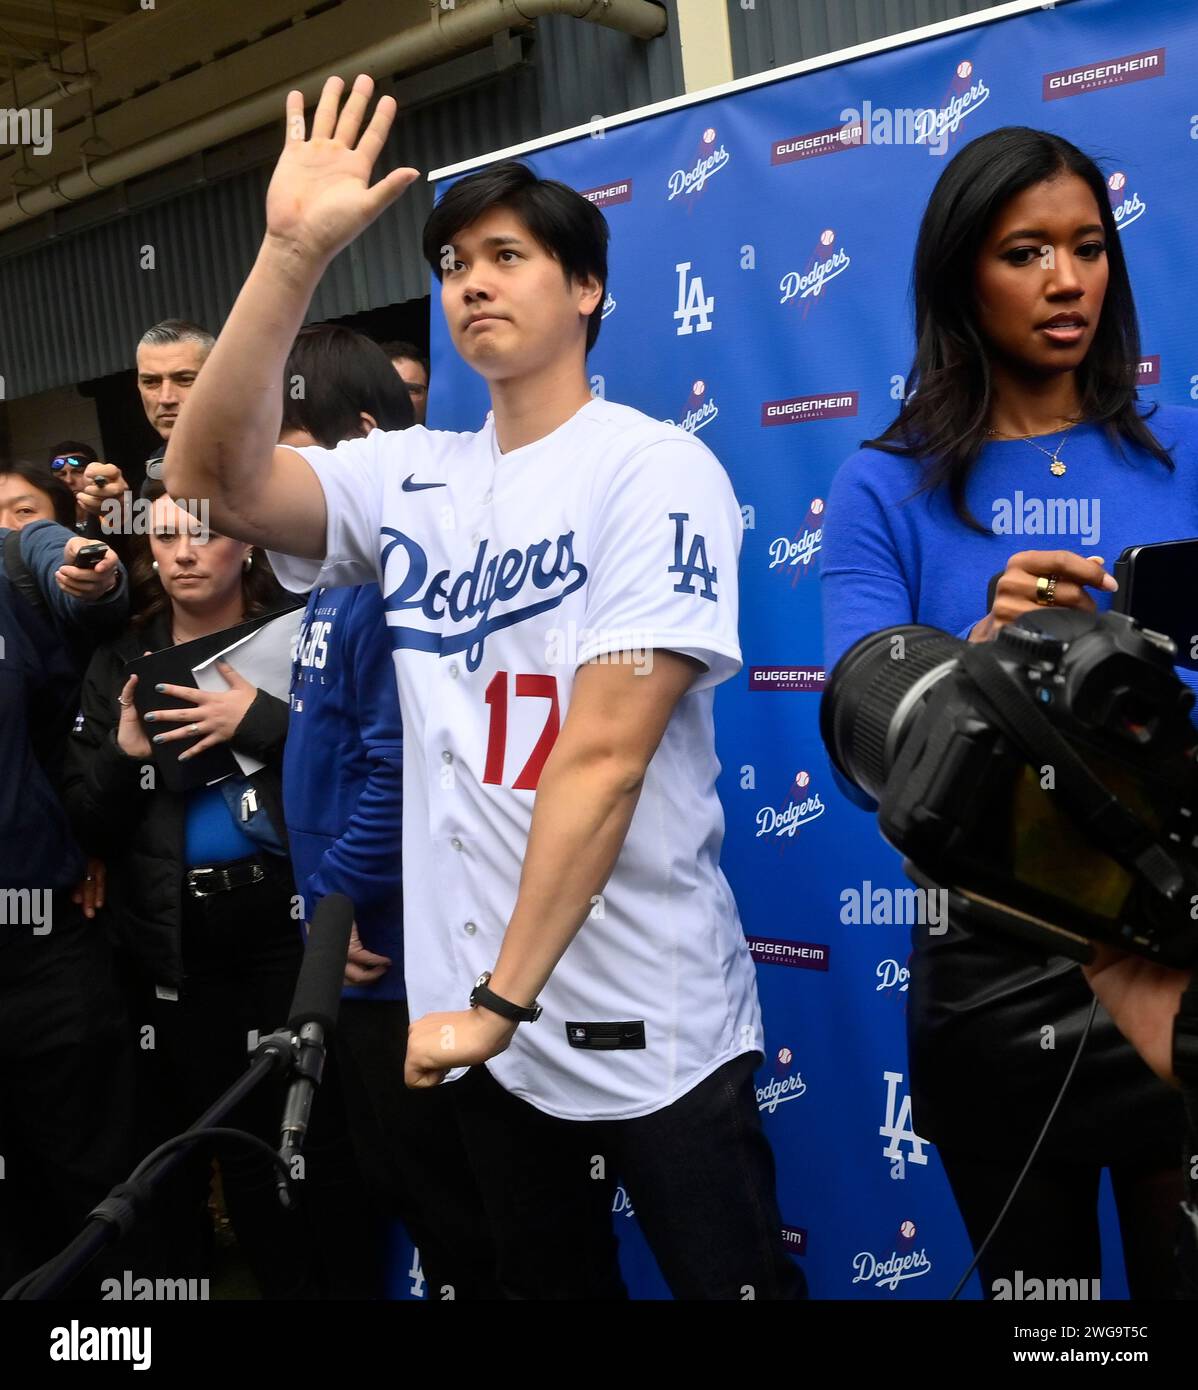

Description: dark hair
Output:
[378,340,429,379]
[282,324,414,447]
[137,319,215,355]
[422,160,609,354]
[128,479,289,629]
[866,126,1172,531]
[47,440,99,467]
[0,457,76,527]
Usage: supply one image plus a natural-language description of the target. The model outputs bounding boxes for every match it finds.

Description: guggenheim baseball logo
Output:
[581,179,633,210]
[1043,47,1164,101]
[746,935,829,971]
[762,391,859,426]
[667,126,731,203]
[748,666,825,692]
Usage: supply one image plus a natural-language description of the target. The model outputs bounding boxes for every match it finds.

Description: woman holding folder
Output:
[63,482,352,1297]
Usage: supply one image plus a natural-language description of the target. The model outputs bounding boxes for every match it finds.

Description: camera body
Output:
[821,609,1198,965]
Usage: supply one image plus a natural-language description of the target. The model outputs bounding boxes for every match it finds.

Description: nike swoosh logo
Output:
[402,474,447,492]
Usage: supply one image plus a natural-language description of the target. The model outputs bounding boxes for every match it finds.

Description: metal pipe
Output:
[0,0,667,231]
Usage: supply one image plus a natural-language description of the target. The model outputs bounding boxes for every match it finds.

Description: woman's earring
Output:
[243,554,253,572]
[151,560,159,572]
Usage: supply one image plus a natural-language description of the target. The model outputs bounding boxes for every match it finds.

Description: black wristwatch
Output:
[470,971,542,1024]
[1173,974,1198,1089]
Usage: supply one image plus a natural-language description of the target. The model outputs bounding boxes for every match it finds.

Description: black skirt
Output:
[906,913,1185,1168]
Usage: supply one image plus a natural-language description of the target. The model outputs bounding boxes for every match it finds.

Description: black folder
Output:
[123,604,302,793]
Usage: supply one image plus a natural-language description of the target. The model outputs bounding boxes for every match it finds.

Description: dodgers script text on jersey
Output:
[269,398,763,1120]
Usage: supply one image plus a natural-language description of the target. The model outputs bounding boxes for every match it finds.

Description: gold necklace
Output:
[985,419,1082,476]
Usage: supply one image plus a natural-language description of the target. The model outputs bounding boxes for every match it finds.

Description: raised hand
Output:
[266,73,420,267]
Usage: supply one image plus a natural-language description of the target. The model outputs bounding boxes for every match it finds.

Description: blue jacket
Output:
[0,520,127,896]
[283,583,404,1001]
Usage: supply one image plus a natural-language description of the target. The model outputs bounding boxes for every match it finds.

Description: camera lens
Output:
[820,625,963,798]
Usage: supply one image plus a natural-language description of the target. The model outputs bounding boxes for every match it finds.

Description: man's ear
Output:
[359,412,378,435]
[574,272,604,319]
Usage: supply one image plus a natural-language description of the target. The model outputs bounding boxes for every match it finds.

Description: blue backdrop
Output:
[399,0,1198,1299]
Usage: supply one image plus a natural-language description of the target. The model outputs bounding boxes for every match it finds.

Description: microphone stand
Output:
[4,1028,301,1302]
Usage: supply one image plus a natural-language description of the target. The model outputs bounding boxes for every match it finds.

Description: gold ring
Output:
[1035,574,1058,606]
[188,723,200,735]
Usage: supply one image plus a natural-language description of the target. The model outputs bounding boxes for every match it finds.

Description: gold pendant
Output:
[1050,460,1066,477]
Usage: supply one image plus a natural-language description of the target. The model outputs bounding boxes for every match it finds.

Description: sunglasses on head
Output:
[51,455,89,471]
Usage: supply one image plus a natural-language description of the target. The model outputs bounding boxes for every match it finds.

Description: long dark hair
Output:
[129,479,289,630]
[866,126,1172,531]
[0,457,76,527]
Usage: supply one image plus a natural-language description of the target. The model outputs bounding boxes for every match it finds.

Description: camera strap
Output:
[957,641,1185,903]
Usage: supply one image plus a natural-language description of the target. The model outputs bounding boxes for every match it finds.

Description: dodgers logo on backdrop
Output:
[667,126,730,204]
[879,1070,929,1179]
[919,59,990,152]
[756,1047,808,1114]
[779,231,850,315]
[851,1244,933,1293]
[380,526,588,671]
[1107,171,1146,230]
[876,958,910,998]
[666,379,718,435]
[601,291,616,319]
[767,497,823,584]
[756,769,826,843]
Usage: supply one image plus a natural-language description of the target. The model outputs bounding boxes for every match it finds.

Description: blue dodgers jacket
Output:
[283,583,405,1001]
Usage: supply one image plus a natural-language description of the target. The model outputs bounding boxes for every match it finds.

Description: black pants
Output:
[939,1145,1184,1300]
[449,1051,807,1300]
[0,899,135,1297]
[336,998,499,1299]
[136,857,373,1298]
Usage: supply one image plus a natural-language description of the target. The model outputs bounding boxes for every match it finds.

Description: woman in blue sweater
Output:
[821,126,1195,1298]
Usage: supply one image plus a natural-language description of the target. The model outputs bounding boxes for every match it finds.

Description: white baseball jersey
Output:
[269,396,762,1120]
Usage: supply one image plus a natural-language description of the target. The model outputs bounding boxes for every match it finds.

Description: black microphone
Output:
[277,892,353,1206]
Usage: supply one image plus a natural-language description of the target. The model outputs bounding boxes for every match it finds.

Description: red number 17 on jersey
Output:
[483,671,561,790]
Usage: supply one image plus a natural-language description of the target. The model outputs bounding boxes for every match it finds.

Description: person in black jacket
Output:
[63,483,340,1298]
[0,519,130,1296]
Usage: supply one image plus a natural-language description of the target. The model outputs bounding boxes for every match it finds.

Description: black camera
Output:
[820,608,1198,966]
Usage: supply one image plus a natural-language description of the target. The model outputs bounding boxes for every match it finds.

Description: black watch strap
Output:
[470,971,542,1024]
[1174,975,1198,1088]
